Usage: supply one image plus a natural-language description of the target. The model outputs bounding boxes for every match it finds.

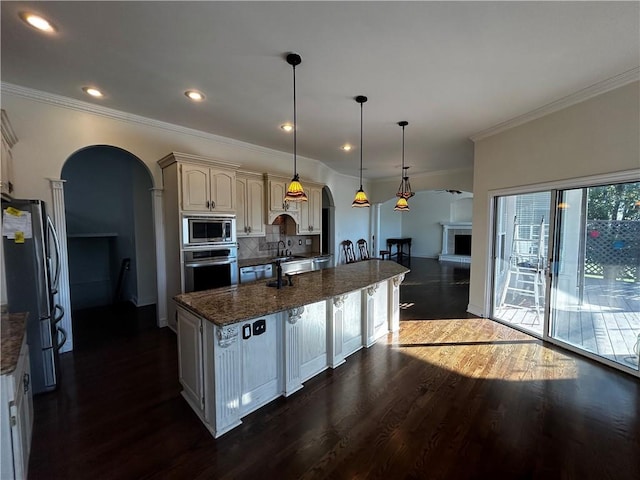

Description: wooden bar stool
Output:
[379,250,390,260]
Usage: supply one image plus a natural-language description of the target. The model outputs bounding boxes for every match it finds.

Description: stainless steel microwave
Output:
[182,215,236,246]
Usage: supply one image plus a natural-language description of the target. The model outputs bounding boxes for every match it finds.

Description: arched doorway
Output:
[61,145,157,347]
[322,186,335,260]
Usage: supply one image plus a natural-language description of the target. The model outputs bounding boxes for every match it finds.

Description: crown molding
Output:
[0,82,324,166]
[469,67,640,142]
[370,166,473,184]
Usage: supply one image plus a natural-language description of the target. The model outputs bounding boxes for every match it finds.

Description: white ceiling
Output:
[1,1,638,180]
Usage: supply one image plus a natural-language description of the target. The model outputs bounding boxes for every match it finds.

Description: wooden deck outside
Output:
[495,278,640,369]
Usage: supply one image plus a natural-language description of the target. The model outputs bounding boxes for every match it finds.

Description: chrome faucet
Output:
[277,240,286,256]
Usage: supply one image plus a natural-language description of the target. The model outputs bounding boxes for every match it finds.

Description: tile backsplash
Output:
[238,225,319,260]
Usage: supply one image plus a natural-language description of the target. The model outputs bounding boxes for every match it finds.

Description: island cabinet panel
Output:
[328,291,362,368]
[363,281,389,347]
[239,314,282,416]
[388,274,405,333]
[299,301,328,382]
[177,308,204,413]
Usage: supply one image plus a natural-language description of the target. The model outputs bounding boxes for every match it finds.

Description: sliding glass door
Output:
[549,182,640,370]
[491,179,640,373]
[492,191,550,336]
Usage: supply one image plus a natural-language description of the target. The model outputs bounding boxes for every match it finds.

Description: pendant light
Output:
[352,95,370,208]
[394,120,414,211]
[284,52,308,202]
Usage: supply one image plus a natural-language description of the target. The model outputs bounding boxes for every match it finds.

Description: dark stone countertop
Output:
[1,312,28,375]
[175,260,408,327]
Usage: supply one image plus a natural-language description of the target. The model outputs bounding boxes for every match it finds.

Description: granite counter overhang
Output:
[1,312,28,375]
[175,260,409,327]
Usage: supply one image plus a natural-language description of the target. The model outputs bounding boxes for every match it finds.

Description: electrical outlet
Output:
[305,239,312,245]
[253,319,266,336]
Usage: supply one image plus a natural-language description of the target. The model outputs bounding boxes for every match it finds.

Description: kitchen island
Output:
[174,260,408,438]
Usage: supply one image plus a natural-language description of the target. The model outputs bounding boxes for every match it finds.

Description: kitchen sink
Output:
[271,255,307,263]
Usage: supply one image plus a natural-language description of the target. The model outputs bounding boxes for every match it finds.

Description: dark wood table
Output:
[386,238,411,266]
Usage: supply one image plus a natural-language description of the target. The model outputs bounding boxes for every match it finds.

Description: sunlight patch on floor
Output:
[388,319,579,380]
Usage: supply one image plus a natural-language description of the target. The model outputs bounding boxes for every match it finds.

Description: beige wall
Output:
[469,81,640,315]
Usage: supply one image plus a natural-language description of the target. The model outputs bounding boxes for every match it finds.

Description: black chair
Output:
[341,240,357,264]
[356,238,370,261]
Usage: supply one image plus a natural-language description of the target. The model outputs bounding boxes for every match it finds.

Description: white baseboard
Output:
[467,303,484,317]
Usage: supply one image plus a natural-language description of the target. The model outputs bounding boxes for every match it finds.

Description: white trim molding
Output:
[49,179,73,353]
[152,188,167,327]
[470,67,640,142]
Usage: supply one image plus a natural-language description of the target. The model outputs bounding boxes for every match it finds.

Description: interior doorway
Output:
[61,146,157,346]
[322,186,335,259]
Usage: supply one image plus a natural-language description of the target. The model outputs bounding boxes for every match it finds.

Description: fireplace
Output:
[454,234,472,256]
[439,222,472,263]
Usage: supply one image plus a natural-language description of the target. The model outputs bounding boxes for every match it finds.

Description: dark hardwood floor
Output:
[28,261,639,479]
[400,258,474,320]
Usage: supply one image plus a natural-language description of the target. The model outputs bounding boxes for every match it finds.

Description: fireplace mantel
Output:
[439,222,472,263]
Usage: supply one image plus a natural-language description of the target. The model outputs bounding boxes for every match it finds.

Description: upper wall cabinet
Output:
[159,152,239,215]
[298,183,322,235]
[181,164,236,213]
[236,171,265,237]
[1,110,18,200]
[265,174,299,224]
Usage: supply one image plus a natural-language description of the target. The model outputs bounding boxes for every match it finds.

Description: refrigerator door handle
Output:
[47,215,62,294]
[55,327,67,352]
[53,304,65,324]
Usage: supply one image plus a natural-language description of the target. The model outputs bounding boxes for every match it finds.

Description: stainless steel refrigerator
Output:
[2,199,66,394]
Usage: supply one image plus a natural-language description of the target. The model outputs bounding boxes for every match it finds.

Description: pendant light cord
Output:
[401,123,405,174]
[359,100,363,189]
[292,62,297,177]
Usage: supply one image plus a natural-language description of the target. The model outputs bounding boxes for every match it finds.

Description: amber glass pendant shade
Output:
[394,197,410,211]
[352,188,370,207]
[285,174,308,202]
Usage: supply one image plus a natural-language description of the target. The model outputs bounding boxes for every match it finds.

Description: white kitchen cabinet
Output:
[265,174,299,224]
[1,335,33,480]
[238,314,282,415]
[298,183,322,234]
[236,172,265,237]
[181,163,236,213]
[1,109,18,200]
[177,308,204,414]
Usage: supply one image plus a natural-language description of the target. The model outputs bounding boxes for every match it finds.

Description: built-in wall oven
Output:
[183,245,238,292]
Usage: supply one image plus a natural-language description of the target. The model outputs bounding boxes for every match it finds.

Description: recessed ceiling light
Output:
[185,90,205,101]
[82,87,104,98]
[19,12,56,33]
[341,144,352,151]
[281,124,294,132]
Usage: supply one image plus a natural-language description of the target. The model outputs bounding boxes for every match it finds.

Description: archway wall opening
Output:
[62,145,156,309]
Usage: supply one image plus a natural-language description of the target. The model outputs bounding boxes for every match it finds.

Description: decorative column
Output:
[389,274,405,333]
[284,306,304,396]
[49,179,73,353]
[328,295,347,368]
[151,188,167,327]
[212,324,242,437]
[362,283,379,348]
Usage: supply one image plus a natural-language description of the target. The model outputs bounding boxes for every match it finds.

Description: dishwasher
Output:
[239,264,274,284]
